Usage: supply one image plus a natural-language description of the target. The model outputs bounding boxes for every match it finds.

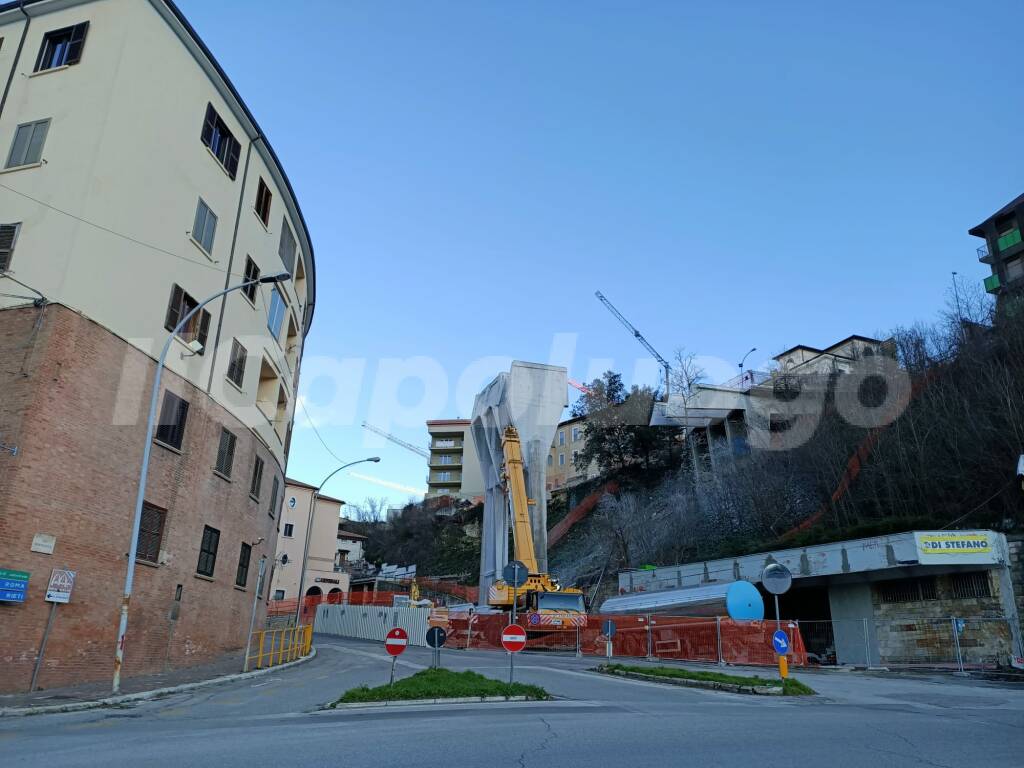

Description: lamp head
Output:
[260,272,291,284]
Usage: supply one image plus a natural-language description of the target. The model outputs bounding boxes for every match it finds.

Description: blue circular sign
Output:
[772,630,790,655]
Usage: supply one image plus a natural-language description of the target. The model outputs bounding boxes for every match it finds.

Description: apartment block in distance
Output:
[425,419,484,499]
[0,0,315,692]
[970,192,1024,305]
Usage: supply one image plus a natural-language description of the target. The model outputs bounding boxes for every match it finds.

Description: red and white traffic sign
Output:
[385,627,409,656]
[501,624,527,653]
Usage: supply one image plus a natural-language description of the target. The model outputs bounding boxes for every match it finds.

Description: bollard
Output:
[778,654,789,679]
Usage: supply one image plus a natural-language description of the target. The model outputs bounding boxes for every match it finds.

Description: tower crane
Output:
[361,421,430,459]
[567,378,591,395]
[594,290,671,400]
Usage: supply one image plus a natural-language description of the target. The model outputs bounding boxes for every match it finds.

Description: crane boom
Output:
[594,290,671,398]
[500,426,539,574]
[361,421,430,459]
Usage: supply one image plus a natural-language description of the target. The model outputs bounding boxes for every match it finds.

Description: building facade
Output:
[546,416,599,491]
[970,192,1024,303]
[270,481,350,602]
[425,419,484,499]
[0,0,315,693]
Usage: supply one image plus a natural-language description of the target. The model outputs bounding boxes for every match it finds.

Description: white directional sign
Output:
[45,569,76,604]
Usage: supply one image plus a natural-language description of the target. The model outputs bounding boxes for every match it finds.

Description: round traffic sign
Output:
[601,619,617,638]
[761,563,793,595]
[385,627,409,656]
[503,560,529,588]
[771,630,790,655]
[501,624,527,653]
[426,626,447,649]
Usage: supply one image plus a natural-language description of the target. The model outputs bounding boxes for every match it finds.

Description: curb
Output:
[328,695,530,710]
[0,647,318,718]
[595,666,784,696]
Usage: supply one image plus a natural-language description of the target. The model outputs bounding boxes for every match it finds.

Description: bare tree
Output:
[670,347,706,396]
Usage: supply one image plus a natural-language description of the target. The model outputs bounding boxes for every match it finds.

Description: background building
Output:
[546,416,599,491]
[971,192,1024,302]
[0,0,315,692]
[270,480,352,601]
[425,419,484,499]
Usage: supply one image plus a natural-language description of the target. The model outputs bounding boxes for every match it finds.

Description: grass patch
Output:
[332,668,549,705]
[601,663,815,696]
[782,677,816,696]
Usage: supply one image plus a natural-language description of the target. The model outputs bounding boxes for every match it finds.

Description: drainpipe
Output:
[0,1,32,123]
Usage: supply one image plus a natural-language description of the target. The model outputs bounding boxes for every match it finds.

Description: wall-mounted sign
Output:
[45,569,76,604]
[0,568,30,602]
[314,577,340,585]
[915,532,995,564]
[31,534,56,555]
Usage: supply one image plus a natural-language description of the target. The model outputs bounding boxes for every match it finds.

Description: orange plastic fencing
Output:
[445,612,808,667]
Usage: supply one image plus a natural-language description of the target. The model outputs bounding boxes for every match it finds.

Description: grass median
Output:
[332,668,550,705]
[600,663,816,696]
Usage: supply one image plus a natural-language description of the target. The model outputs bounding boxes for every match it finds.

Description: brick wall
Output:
[0,304,283,693]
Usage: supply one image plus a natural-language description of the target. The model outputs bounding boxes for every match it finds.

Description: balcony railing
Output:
[997,228,1022,253]
[977,244,993,263]
[431,440,462,450]
[718,370,771,390]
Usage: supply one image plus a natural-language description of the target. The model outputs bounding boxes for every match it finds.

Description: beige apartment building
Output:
[0,0,315,693]
[425,415,597,499]
[425,419,484,499]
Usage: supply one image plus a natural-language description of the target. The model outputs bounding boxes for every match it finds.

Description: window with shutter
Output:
[34,22,89,72]
[278,219,296,274]
[227,339,247,387]
[250,455,264,500]
[242,256,260,303]
[0,223,20,271]
[164,284,211,353]
[255,178,272,225]
[197,525,220,577]
[199,103,240,179]
[235,543,252,587]
[214,428,236,477]
[155,391,189,450]
[269,476,280,518]
[6,119,50,168]
[136,503,166,564]
[192,198,218,254]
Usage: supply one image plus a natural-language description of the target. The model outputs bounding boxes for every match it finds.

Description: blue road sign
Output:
[772,630,790,655]
[0,569,29,603]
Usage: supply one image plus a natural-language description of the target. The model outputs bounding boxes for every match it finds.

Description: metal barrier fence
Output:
[315,604,431,646]
[311,606,1019,671]
[267,592,405,627]
[245,625,313,671]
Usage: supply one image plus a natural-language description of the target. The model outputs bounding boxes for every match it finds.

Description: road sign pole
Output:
[510,562,519,685]
[389,655,397,687]
[30,602,58,692]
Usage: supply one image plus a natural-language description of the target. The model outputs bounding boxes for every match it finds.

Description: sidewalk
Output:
[0,650,246,711]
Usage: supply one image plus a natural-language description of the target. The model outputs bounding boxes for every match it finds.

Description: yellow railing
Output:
[245,624,312,671]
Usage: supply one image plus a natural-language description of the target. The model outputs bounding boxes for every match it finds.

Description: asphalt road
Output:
[2,636,1022,768]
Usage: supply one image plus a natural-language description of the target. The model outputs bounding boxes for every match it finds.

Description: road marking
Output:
[321,644,427,671]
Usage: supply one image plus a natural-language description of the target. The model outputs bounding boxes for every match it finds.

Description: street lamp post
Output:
[738,347,757,384]
[113,271,290,694]
[294,457,381,627]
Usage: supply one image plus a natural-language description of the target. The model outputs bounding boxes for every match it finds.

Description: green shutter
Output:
[984,273,1001,293]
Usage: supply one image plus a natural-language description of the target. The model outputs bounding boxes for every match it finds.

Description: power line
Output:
[297,394,346,465]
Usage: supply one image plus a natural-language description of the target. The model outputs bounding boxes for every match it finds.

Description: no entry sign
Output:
[501,624,527,653]
[385,627,409,656]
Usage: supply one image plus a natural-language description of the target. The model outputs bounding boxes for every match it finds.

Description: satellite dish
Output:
[761,563,793,595]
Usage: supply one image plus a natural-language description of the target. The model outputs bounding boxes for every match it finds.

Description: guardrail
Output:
[244,625,313,671]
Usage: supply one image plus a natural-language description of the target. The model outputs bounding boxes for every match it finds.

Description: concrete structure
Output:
[0,0,314,692]
[618,530,1023,667]
[546,415,599,491]
[271,480,349,601]
[470,361,567,601]
[425,419,484,499]
[651,334,892,467]
[970,192,1024,302]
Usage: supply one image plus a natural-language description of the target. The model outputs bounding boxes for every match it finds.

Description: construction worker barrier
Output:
[245,624,313,671]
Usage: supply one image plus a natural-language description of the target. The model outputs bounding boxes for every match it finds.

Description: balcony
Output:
[984,273,1001,294]
[430,458,462,469]
[977,244,994,264]
[996,228,1022,253]
[431,439,463,451]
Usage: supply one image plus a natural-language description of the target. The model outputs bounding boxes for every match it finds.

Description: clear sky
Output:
[177,0,1023,508]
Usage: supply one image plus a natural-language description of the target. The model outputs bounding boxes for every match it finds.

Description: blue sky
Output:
[178,0,1023,507]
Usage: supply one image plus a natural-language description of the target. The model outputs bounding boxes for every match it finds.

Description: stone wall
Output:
[872,571,1012,668]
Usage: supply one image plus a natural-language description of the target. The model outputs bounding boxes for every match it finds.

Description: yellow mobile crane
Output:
[486,426,587,631]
